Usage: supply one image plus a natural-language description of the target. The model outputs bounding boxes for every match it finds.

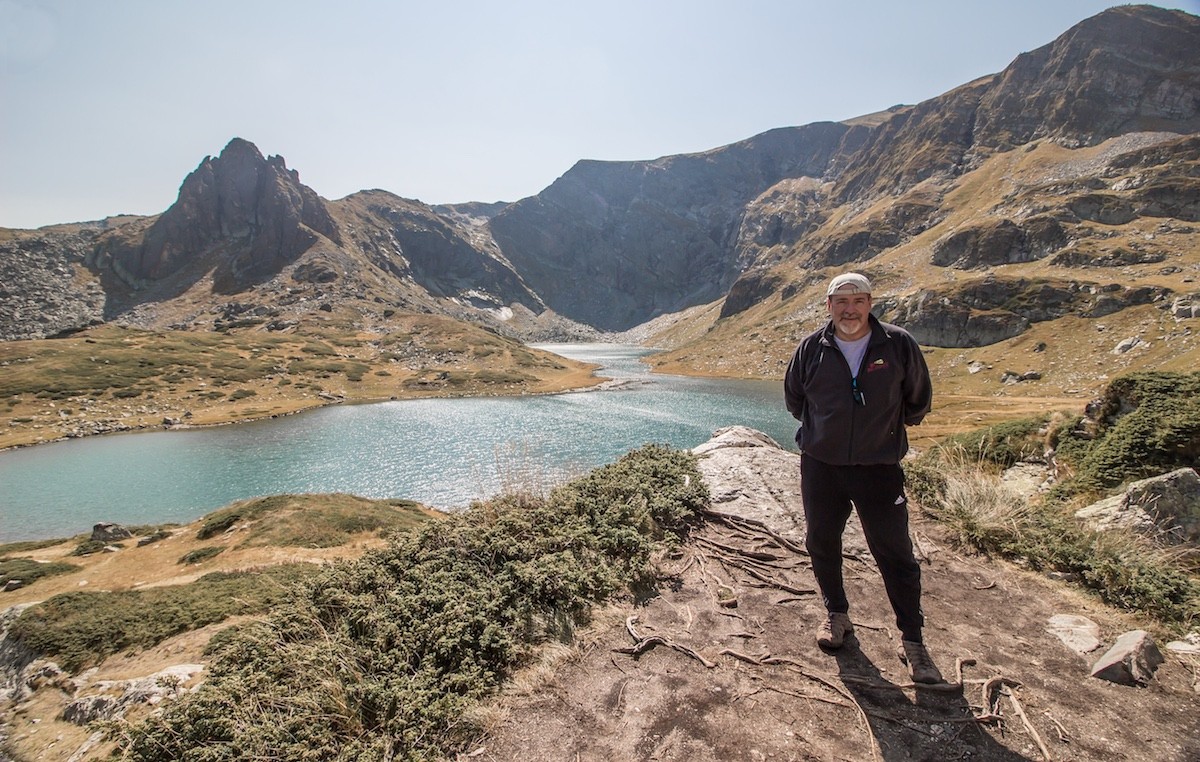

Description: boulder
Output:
[1170,295,1200,319]
[90,522,134,542]
[1112,336,1148,354]
[1046,614,1102,655]
[690,426,869,559]
[691,426,805,544]
[1090,630,1164,686]
[1075,468,1200,545]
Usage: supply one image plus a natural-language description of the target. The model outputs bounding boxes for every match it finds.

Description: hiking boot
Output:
[816,613,853,649]
[899,639,943,684]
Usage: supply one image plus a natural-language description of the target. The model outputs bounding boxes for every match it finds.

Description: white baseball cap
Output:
[826,272,872,296]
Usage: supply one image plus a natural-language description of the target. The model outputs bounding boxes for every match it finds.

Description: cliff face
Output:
[488,123,855,331]
[973,5,1200,149]
[332,190,543,315]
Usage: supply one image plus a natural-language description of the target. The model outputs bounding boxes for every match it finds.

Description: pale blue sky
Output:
[2,1,1197,229]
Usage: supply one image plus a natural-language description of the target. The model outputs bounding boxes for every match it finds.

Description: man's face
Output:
[826,292,872,340]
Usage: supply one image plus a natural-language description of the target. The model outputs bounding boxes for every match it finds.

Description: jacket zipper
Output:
[830,340,857,463]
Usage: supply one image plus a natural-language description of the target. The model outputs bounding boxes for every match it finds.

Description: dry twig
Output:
[1043,711,1070,744]
[1003,685,1052,761]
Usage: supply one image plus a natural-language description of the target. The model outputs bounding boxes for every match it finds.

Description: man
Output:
[783,272,941,684]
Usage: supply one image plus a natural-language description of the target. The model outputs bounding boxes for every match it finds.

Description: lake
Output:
[0,344,797,542]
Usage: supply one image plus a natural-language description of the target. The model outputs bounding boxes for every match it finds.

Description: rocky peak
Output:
[973,4,1200,150]
[92,137,338,292]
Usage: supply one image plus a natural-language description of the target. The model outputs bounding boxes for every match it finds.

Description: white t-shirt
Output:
[834,334,871,378]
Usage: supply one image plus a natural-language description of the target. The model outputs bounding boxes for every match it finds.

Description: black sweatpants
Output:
[800,453,925,642]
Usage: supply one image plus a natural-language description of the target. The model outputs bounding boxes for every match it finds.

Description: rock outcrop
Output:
[1075,467,1200,545]
[90,138,339,293]
[338,190,543,315]
[90,523,134,543]
[877,276,1170,348]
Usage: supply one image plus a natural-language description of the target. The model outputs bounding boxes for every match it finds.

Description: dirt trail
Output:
[477,430,1200,762]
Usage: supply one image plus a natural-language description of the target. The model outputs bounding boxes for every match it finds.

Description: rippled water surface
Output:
[1,344,795,542]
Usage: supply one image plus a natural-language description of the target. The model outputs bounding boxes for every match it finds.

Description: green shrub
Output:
[9,565,315,672]
[910,431,1200,629]
[136,530,172,547]
[1050,371,1200,499]
[1008,506,1198,625]
[70,539,118,556]
[194,494,433,549]
[197,513,240,540]
[228,389,258,401]
[0,558,81,588]
[118,445,708,762]
[935,416,1047,470]
[179,546,224,565]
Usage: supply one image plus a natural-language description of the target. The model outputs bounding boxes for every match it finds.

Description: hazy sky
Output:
[2,1,1197,229]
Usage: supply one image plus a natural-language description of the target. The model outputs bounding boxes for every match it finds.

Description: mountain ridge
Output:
[1,4,1198,419]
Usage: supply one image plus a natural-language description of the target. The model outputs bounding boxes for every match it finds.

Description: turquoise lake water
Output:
[0,344,798,542]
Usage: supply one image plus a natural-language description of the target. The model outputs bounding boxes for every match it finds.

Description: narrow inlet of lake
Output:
[0,344,796,542]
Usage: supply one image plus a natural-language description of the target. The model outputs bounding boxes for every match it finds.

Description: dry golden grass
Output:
[0,495,443,609]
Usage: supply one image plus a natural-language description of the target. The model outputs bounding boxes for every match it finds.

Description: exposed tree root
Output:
[700,509,808,556]
[612,615,717,669]
[694,535,789,564]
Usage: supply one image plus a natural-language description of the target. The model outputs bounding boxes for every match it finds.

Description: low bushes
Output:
[9,565,316,672]
[1061,371,1200,497]
[178,546,224,565]
[908,371,1200,629]
[0,558,80,588]
[117,444,708,762]
[196,494,434,548]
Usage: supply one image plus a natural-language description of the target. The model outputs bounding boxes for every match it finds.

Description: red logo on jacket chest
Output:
[865,358,889,373]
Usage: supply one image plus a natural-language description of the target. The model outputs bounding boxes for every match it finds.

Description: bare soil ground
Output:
[477,523,1199,762]
[476,443,1200,762]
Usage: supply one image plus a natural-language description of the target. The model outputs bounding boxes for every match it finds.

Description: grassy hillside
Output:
[646,135,1200,444]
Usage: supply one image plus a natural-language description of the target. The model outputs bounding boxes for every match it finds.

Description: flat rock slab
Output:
[1046,614,1102,655]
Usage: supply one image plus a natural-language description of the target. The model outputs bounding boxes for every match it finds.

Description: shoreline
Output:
[0,369,619,454]
[0,337,768,453]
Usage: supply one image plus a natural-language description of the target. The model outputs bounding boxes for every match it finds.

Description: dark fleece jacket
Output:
[784,314,932,466]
